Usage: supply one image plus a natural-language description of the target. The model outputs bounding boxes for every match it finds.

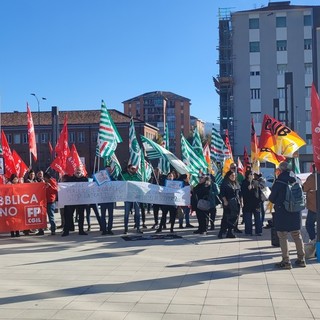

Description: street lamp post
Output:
[30,93,47,169]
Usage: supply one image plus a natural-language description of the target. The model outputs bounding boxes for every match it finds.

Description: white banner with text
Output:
[57,181,190,207]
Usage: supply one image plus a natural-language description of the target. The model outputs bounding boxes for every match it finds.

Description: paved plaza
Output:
[1,205,320,320]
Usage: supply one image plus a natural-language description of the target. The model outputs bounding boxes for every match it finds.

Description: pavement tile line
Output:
[1,206,320,320]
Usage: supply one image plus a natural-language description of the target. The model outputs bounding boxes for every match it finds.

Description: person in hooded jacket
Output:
[269,161,306,269]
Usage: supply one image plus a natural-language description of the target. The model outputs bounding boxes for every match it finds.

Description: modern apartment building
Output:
[214,1,320,171]
[123,91,191,158]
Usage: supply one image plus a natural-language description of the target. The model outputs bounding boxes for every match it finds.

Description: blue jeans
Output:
[179,207,190,225]
[100,203,114,232]
[47,202,56,232]
[124,202,140,230]
[306,210,317,241]
[243,209,262,235]
[85,204,101,228]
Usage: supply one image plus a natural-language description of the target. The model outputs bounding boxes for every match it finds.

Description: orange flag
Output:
[27,103,37,161]
[259,114,305,157]
[311,83,320,171]
[258,147,286,166]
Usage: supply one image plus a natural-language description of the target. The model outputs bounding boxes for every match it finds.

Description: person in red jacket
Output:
[36,172,58,235]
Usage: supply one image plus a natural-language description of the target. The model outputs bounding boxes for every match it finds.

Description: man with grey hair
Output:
[269,161,306,269]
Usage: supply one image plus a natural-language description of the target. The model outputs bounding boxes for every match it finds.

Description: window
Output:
[249,18,259,29]
[305,63,312,74]
[277,64,287,75]
[6,134,12,144]
[276,16,286,27]
[249,41,260,53]
[22,133,28,144]
[304,15,312,26]
[304,39,312,50]
[306,134,312,145]
[250,88,261,100]
[13,134,20,144]
[250,71,260,76]
[277,40,287,51]
[306,110,311,121]
[78,132,85,143]
[91,132,98,143]
[277,88,285,99]
[69,132,75,143]
[251,112,261,123]
[305,86,311,98]
[40,133,48,143]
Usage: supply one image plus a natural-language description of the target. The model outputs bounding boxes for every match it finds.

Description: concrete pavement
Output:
[1,206,320,320]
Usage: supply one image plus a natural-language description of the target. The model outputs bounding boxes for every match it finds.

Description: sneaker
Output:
[186,224,195,228]
[295,259,306,268]
[36,231,45,236]
[107,230,114,235]
[275,261,292,269]
[136,229,143,234]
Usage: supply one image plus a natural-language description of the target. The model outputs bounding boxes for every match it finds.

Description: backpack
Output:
[276,180,305,212]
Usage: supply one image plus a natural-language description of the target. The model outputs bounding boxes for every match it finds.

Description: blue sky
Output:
[0,0,314,124]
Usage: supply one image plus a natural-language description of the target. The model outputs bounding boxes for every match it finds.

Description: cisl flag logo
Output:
[25,205,45,226]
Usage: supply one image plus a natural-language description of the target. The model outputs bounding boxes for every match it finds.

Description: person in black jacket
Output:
[269,161,306,269]
[241,170,262,236]
[218,170,242,239]
[191,174,211,235]
[62,166,89,237]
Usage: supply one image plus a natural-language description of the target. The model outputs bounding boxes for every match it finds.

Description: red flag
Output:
[65,144,87,176]
[237,157,244,176]
[224,129,233,160]
[12,150,29,179]
[243,146,250,171]
[1,130,17,178]
[27,103,37,161]
[50,116,69,174]
[311,83,320,171]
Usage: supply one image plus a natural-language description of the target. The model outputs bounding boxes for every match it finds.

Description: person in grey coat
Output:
[269,161,306,269]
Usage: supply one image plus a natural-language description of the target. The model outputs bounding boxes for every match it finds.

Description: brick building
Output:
[1,108,158,175]
[122,91,191,158]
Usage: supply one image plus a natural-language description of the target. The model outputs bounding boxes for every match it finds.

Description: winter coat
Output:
[191,182,211,210]
[303,173,317,213]
[241,179,261,212]
[269,171,301,232]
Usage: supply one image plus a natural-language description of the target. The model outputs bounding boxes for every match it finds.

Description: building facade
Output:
[122,91,191,158]
[0,109,158,175]
[215,1,320,171]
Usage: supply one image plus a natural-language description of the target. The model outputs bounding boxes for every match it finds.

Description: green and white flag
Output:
[159,124,170,174]
[129,118,141,169]
[211,126,227,162]
[181,133,208,185]
[104,153,122,180]
[192,127,205,160]
[98,100,122,158]
[141,135,189,174]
